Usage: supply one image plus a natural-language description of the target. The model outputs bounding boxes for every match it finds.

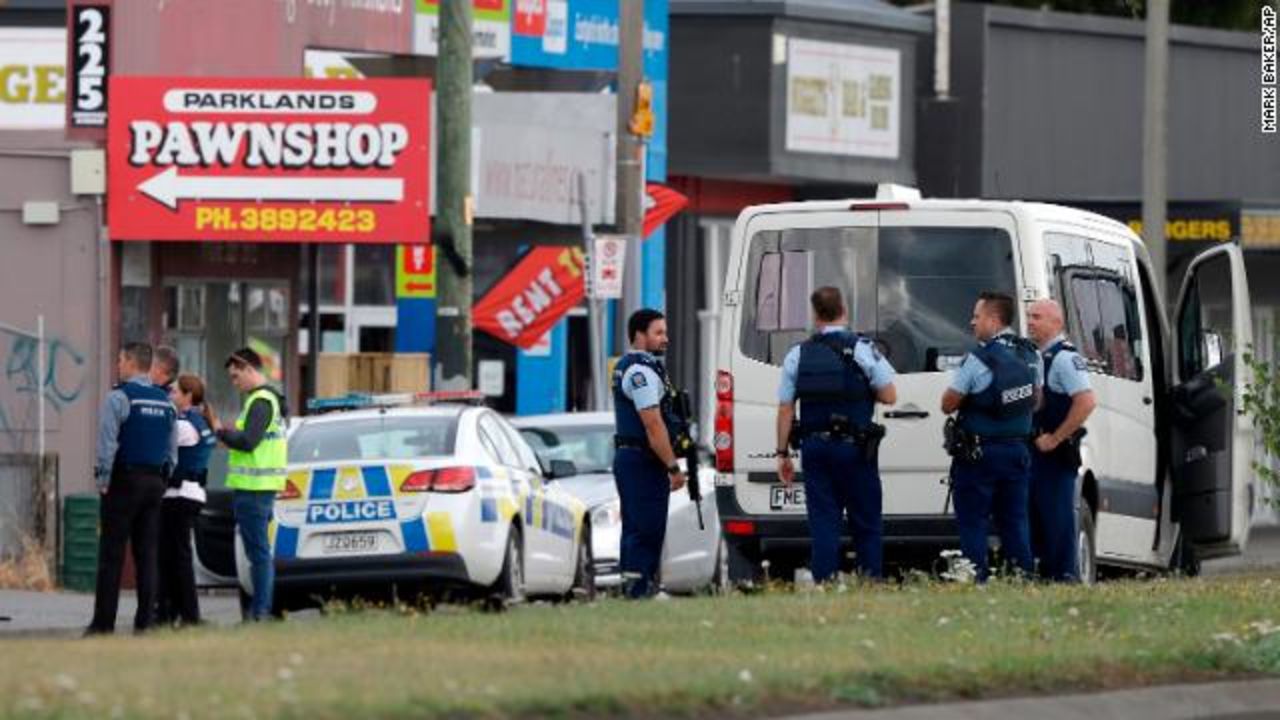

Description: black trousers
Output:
[157,497,203,625]
[89,469,166,633]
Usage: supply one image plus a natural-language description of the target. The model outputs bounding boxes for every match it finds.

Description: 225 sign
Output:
[69,3,109,128]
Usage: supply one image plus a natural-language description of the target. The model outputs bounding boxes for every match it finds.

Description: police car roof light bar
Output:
[411,390,487,406]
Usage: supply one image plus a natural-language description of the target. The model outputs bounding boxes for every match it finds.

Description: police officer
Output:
[1026,299,1096,582]
[157,373,219,627]
[612,309,687,599]
[940,291,1042,582]
[87,343,178,635]
[149,344,180,392]
[776,287,897,582]
[216,348,288,621]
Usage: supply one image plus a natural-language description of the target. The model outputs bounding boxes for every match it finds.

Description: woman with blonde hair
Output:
[157,373,218,627]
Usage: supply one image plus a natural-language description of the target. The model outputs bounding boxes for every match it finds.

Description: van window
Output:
[1046,234,1145,382]
[740,225,1015,372]
[1178,251,1233,379]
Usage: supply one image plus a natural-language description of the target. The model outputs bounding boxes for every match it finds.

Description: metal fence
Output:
[0,453,57,561]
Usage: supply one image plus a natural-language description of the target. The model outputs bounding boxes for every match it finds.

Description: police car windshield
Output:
[519,425,614,475]
[288,416,458,463]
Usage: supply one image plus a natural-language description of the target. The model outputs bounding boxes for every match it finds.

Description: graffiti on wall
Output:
[0,325,87,452]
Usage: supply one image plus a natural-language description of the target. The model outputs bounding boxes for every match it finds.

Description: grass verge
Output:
[4,575,1280,718]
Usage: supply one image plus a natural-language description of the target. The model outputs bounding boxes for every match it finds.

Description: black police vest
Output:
[115,381,176,468]
[795,331,875,434]
[175,409,216,482]
[959,334,1038,439]
[612,353,680,443]
[1033,340,1077,434]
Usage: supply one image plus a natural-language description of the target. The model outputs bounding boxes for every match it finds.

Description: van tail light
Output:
[277,479,302,501]
[714,370,734,473]
[431,467,476,493]
[400,470,436,493]
[724,520,756,536]
[399,467,476,493]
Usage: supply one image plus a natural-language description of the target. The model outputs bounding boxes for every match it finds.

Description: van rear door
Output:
[728,210,877,517]
[1171,244,1254,557]
[875,210,1024,515]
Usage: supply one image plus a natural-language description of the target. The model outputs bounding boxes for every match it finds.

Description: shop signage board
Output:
[107,77,431,244]
[67,2,109,130]
[785,38,901,160]
[0,28,66,129]
[473,246,585,349]
[415,0,511,59]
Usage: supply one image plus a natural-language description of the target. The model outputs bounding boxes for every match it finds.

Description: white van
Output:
[712,190,1255,583]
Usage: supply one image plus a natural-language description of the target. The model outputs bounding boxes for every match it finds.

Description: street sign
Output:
[107,77,431,244]
[478,360,506,397]
[396,244,437,299]
[592,235,626,299]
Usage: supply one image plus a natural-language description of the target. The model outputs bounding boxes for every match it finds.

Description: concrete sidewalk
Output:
[785,679,1280,720]
[0,589,243,636]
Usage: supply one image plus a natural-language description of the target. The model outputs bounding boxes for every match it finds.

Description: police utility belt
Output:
[791,416,887,462]
[942,418,1028,464]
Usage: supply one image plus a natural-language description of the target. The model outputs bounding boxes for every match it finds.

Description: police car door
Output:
[1171,244,1255,557]
[876,209,1025,516]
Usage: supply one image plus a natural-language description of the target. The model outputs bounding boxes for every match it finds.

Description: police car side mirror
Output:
[546,459,578,480]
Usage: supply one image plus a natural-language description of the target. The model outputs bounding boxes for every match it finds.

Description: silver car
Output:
[513,412,727,594]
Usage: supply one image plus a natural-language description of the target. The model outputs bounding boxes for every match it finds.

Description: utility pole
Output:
[614,0,646,351]
[1142,0,1169,302]
[436,0,474,390]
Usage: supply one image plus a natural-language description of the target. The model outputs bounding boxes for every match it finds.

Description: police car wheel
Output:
[489,526,526,609]
[1078,500,1097,586]
[570,526,597,602]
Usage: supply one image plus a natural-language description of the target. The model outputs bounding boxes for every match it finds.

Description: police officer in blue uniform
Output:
[1026,299,1097,582]
[87,342,178,635]
[776,287,897,582]
[940,292,1042,582]
[613,309,687,599]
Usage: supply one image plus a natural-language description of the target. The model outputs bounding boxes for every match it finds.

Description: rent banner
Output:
[107,77,431,244]
[473,246,585,350]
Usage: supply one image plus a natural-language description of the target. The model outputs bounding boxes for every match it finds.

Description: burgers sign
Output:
[108,77,430,244]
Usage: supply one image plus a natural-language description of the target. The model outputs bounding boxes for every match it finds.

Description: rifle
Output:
[670,388,705,531]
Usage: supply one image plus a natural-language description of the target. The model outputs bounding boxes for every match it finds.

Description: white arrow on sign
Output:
[137,167,404,210]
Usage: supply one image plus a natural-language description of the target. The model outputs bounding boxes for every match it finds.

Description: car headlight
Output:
[591,500,621,529]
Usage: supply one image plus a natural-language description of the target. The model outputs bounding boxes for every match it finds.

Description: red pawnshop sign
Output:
[107,77,430,244]
[473,246,585,350]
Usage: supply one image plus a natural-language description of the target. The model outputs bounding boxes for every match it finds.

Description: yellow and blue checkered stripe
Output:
[275,465,457,559]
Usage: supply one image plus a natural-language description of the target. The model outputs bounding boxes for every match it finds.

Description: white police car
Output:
[236,393,592,611]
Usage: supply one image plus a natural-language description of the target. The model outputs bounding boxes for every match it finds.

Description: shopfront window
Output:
[354,245,395,306]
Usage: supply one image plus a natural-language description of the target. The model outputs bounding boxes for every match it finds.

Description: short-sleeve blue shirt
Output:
[778,326,896,404]
[619,353,664,410]
[949,329,1044,395]
[1045,335,1092,396]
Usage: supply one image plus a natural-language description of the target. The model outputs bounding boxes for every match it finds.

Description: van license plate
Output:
[770,485,806,511]
[323,531,379,555]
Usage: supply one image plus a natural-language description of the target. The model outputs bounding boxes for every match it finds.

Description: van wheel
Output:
[1077,500,1097,585]
[489,526,526,610]
[570,526,596,602]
